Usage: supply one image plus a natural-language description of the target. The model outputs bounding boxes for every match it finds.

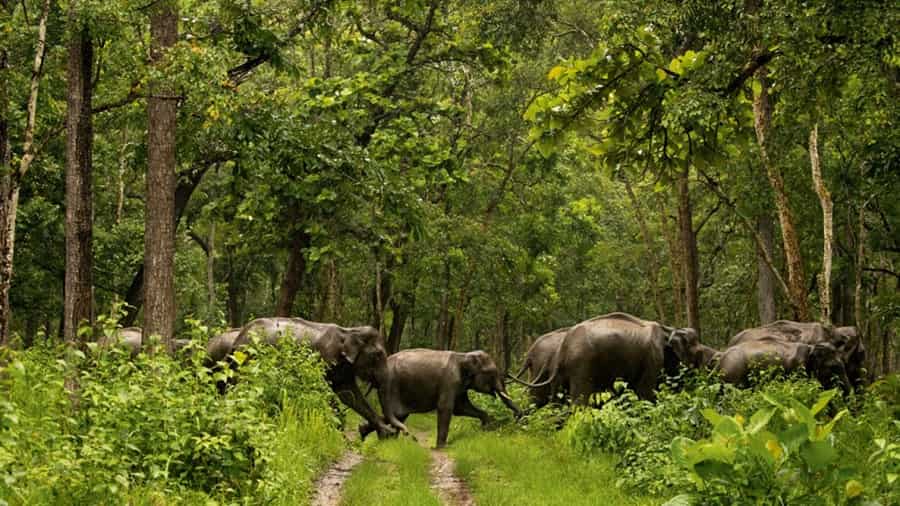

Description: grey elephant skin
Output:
[717,337,850,391]
[205,328,241,367]
[360,349,521,448]
[511,327,568,408]
[231,317,397,438]
[97,327,192,356]
[512,313,702,402]
[728,320,865,388]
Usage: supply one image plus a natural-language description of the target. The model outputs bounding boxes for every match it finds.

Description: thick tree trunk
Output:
[275,230,311,317]
[621,173,665,321]
[122,164,210,326]
[0,0,50,344]
[677,163,701,335]
[753,69,810,320]
[854,184,866,332]
[144,1,178,349]
[809,123,833,323]
[64,20,94,344]
[756,215,777,324]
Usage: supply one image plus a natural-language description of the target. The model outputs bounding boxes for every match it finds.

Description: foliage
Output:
[0,333,344,504]
[559,372,899,505]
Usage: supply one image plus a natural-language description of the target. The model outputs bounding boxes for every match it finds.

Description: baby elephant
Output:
[360,349,521,448]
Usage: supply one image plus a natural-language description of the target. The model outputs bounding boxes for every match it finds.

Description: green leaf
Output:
[747,408,775,434]
[662,494,696,506]
[547,66,566,81]
[800,440,838,471]
[810,389,837,415]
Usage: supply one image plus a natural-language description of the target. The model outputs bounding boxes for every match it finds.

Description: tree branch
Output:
[720,49,779,95]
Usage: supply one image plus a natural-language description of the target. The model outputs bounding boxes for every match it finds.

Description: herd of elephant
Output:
[97,312,864,448]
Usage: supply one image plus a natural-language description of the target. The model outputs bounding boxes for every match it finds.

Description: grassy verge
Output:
[340,436,440,506]
[405,414,656,506]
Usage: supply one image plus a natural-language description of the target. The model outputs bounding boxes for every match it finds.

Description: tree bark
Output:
[274,230,311,317]
[677,162,701,335]
[621,173,666,322]
[144,1,178,350]
[386,292,411,355]
[809,123,833,323]
[753,69,810,320]
[661,201,684,326]
[0,0,50,345]
[756,215,777,324]
[854,180,866,332]
[206,221,215,316]
[64,17,95,344]
[122,163,210,326]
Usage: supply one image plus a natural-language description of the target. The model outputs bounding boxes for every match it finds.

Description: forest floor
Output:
[310,413,656,506]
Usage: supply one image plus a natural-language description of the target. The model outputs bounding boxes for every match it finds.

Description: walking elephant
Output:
[359,349,521,448]
[205,328,241,367]
[728,320,865,387]
[511,313,702,402]
[97,327,143,356]
[717,338,851,391]
[231,317,399,438]
[510,327,569,408]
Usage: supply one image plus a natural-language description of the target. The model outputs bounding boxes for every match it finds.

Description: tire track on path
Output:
[310,432,362,506]
[414,429,477,506]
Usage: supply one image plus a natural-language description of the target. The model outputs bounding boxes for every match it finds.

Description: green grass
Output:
[340,436,440,506]
[264,404,347,505]
[405,414,656,506]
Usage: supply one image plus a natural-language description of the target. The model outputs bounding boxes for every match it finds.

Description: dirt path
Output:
[414,429,477,506]
[310,433,363,506]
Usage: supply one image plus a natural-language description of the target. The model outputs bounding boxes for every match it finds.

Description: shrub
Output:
[0,331,344,504]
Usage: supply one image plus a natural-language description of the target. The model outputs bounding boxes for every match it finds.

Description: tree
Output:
[0,0,51,344]
[63,2,94,343]
[144,0,178,349]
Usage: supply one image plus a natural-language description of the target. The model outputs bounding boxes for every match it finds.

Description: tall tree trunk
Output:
[753,69,810,320]
[436,260,451,349]
[64,19,95,344]
[274,230,311,316]
[206,221,215,317]
[386,292,411,355]
[755,215,777,324]
[501,310,511,375]
[115,128,129,225]
[122,163,210,326]
[677,163,701,335]
[621,173,665,321]
[809,123,833,323]
[661,201,684,325]
[0,0,50,345]
[144,1,178,350]
[854,178,866,333]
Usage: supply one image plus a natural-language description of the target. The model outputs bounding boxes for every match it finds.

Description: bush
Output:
[557,369,899,505]
[0,332,345,504]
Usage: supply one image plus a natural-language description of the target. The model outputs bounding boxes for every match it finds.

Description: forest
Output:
[1,0,898,504]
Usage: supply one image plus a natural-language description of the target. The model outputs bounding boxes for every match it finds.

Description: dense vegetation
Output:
[0,0,898,504]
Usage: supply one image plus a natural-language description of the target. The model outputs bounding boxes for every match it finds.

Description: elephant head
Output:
[461,351,521,417]
[319,325,389,387]
[833,326,866,387]
[805,342,851,393]
[666,328,718,369]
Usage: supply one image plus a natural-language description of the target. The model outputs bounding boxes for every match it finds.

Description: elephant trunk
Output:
[495,379,522,417]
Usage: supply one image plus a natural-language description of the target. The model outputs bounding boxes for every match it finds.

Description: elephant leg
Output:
[453,393,491,427]
[436,407,453,448]
[332,377,393,438]
[569,374,593,406]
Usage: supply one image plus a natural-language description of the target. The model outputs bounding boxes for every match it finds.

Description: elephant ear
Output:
[319,328,358,365]
[460,352,482,386]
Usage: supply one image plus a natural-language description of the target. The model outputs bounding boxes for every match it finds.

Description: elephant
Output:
[97,327,192,357]
[359,349,521,448]
[205,328,241,367]
[511,313,701,402]
[97,327,143,356]
[510,327,569,408]
[728,320,865,387]
[717,338,851,391]
[230,317,399,438]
